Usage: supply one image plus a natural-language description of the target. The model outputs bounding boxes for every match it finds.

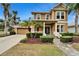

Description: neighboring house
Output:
[14,3,68,35]
[68,25,79,33]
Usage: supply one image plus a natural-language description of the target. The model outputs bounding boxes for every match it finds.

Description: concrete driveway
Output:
[0,35,26,55]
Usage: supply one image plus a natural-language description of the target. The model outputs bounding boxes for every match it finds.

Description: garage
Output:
[17,28,29,34]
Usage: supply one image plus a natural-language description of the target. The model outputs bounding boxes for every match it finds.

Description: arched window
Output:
[36,14,41,20]
[45,14,50,20]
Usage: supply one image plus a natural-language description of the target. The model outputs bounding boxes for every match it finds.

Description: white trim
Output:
[45,14,50,20]
[55,23,57,32]
[36,14,41,20]
[55,11,64,20]
[57,21,67,23]
[43,22,46,36]
[57,24,64,33]
[45,25,51,35]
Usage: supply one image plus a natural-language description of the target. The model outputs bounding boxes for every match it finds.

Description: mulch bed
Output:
[26,38,42,44]
[72,36,79,43]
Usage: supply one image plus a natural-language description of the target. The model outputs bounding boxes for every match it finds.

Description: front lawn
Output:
[0,43,65,56]
[72,43,79,51]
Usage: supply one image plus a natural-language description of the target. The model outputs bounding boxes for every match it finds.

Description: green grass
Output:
[0,43,65,56]
[0,31,4,33]
[72,43,79,51]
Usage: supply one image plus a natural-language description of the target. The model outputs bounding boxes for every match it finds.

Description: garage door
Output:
[17,28,29,34]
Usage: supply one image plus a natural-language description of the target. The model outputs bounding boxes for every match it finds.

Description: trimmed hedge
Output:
[60,36,73,43]
[20,38,27,43]
[0,33,6,37]
[40,35,54,43]
[26,32,43,38]
[61,33,79,36]
[60,33,74,36]
[0,32,10,37]
[73,33,79,36]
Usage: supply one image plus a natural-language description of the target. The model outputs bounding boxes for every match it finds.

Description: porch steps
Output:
[26,38,42,44]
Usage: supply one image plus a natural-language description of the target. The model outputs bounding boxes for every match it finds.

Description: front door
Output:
[45,27,50,34]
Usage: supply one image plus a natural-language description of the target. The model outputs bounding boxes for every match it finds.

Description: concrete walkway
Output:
[54,38,79,56]
[0,35,26,55]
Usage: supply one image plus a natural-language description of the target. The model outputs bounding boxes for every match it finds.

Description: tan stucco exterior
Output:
[14,3,68,34]
[32,3,68,34]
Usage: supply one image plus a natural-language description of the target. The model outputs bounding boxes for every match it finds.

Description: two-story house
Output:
[32,3,68,35]
[14,3,68,35]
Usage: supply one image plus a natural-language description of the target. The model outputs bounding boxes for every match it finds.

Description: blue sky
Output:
[0,3,75,25]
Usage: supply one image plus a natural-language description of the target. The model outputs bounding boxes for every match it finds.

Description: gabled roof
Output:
[54,3,66,9]
[51,3,68,11]
[32,3,68,14]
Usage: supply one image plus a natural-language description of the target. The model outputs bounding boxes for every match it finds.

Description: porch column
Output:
[55,23,57,32]
[16,28,18,34]
[43,22,46,36]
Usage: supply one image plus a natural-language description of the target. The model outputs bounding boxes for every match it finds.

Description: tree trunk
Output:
[4,16,7,34]
[75,13,78,33]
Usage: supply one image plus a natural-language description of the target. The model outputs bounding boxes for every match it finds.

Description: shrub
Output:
[6,32,10,36]
[73,33,79,36]
[20,38,27,43]
[0,33,6,37]
[60,36,73,43]
[40,35,54,43]
[0,32,10,37]
[60,33,74,36]
[26,32,43,38]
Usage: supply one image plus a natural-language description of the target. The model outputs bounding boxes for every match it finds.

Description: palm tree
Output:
[0,19,4,31]
[66,3,79,33]
[20,20,43,32]
[34,21,43,31]
[12,10,18,25]
[16,17,20,24]
[1,3,10,34]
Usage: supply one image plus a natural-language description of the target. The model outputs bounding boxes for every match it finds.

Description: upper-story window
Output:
[45,14,50,20]
[61,12,64,19]
[57,12,60,19]
[36,14,41,20]
[56,11,64,20]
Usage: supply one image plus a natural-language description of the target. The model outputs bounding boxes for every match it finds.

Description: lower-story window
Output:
[61,25,64,32]
[57,25,60,32]
[57,25,64,32]
[37,27,39,31]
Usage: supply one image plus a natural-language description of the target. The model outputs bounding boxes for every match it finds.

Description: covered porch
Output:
[33,20,57,36]
[43,20,57,36]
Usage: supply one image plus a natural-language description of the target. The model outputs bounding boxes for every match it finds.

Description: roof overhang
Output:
[33,20,57,23]
[32,12,50,14]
